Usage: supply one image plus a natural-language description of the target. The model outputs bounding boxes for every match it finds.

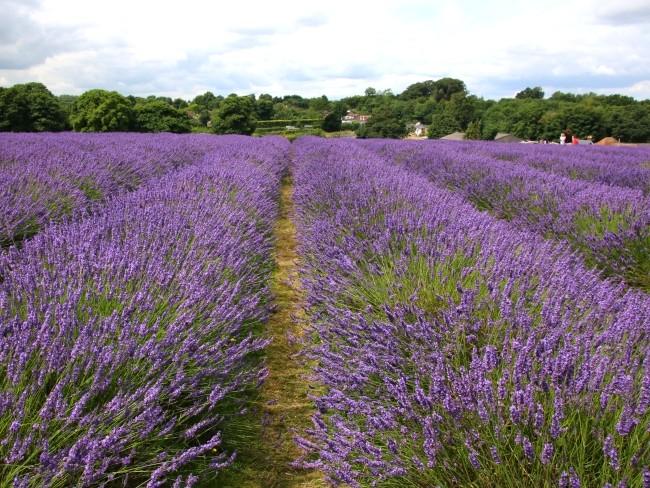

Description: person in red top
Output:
[572,135,579,145]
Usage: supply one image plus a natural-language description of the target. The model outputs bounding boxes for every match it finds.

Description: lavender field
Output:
[0,134,648,487]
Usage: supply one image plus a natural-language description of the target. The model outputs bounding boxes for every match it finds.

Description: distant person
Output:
[572,135,579,145]
[560,132,567,145]
[565,128,574,145]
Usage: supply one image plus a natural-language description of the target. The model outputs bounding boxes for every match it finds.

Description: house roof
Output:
[441,131,466,140]
[494,132,522,142]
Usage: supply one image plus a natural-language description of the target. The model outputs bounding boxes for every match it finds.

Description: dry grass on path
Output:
[215,174,326,488]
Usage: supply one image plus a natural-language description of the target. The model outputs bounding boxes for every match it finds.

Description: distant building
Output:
[494,132,522,143]
[441,131,466,141]
[414,122,428,137]
[342,110,370,124]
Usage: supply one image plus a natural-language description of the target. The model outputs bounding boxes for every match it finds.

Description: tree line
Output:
[1,80,649,142]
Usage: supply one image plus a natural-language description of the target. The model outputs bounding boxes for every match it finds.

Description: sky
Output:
[1,0,649,100]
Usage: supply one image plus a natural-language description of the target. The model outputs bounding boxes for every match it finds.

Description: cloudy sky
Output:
[1,0,649,100]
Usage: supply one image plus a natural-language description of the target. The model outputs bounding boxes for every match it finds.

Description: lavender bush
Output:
[0,133,230,248]
[478,142,650,194]
[0,136,288,486]
[293,138,649,487]
[361,139,650,291]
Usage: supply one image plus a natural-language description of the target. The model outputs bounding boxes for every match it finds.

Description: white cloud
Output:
[0,0,649,99]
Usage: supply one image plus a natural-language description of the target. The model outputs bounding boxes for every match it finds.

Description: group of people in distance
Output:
[560,130,593,145]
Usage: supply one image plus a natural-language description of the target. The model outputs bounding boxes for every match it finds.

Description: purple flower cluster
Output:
[0,133,226,247]
[0,136,289,485]
[292,138,650,487]
[360,139,650,290]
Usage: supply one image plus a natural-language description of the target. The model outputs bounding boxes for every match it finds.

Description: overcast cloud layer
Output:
[1,0,649,100]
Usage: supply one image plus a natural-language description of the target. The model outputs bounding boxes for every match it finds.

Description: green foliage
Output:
[1,78,649,141]
[465,119,483,140]
[400,80,437,100]
[357,104,407,139]
[364,87,377,97]
[321,112,342,132]
[0,82,66,132]
[70,89,134,132]
[134,100,191,133]
[192,91,221,111]
[309,95,330,113]
[211,94,257,135]
[433,77,468,102]
[57,94,78,129]
[605,105,650,142]
[516,86,545,99]
[256,94,275,120]
[428,112,460,139]
[172,98,188,109]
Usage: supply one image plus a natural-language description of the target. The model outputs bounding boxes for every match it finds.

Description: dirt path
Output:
[218,171,324,487]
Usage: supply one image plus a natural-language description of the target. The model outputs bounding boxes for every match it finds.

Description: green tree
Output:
[70,89,134,132]
[172,98,188,109]
[515,86,545,99]
[321,112,342,132]
[357,104,407,139]
[192,91,220,110]
[211,94,257,135]
[400,80,437,100]
[428,112,460,139]
[433,78,467,102]
[560,103,606,140]
[256,94,274,120]
[446,93,480,130]
[0,82,66,132]
[309,95,330,113]
[134,100,191,133]
[58,94,78,129]
[465,120,483,140]
[510,99,547,140]
[605,105,650,142]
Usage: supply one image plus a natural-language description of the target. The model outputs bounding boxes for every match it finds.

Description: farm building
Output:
[342,111,370,124]
[441,131,466,141]
[494,132,522,143]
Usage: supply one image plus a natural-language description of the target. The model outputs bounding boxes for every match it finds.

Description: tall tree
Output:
[70,89,134,132]
[428,112,460,139]
[321,112,342,132]
[211,94,257,135]
[433,78,467,102]
[400,80,437,100]
[0,82,66,132]
[515,86,545,99]
[134,100,191,133]
[357,104,407,139]
[256,94,274,120]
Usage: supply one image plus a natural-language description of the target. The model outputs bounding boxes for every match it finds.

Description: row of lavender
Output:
[470,142,650,194]
[0,133,226,248]
[0,137,288,486]
[293,138,649,487]
[361,139,650,291]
